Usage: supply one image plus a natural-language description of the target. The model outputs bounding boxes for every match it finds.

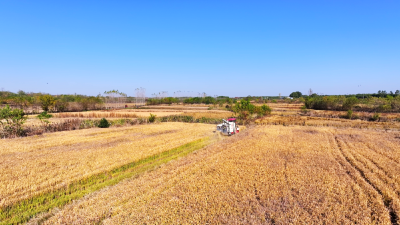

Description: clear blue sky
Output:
[1,1,399,97]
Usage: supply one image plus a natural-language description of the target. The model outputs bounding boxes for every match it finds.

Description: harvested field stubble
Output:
[305,110,400,122]
[256,115,400,130]
[0,123,215,211]
[43,126,400,224]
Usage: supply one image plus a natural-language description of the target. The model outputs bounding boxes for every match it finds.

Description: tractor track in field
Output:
[354,143,400,192]
[364,142,400,165]
[333,134,399,225]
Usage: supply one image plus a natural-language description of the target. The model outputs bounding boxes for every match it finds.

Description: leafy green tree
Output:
[79,96,103,111]
[55,99,69,112]
[289,91,302,98]
[39,95,56,112]
[342,96,359,110]
[203,96,215,105]
[17,90,27,96]
[234,99,260,123]
[13,96,29,109]
[378,90,387,98]
[0,105,27,137]
[395,90,400,95]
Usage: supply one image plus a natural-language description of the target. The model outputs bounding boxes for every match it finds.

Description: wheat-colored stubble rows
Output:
[43,125,400,224]
[0,123,215,209]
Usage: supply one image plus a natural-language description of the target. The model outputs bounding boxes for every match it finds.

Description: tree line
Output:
[303,95,400,112]
[289,90,400,99]
[287,90,400,113]
[0,91,104,113]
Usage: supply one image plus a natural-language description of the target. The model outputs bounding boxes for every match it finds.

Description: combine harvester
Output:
[216,118,240,136]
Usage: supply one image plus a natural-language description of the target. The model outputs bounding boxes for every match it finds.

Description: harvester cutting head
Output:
[216,117,240,136]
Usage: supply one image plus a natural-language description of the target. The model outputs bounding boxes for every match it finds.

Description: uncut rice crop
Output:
[42,126,400,224]
[51,112,139,118]
[0,123,215,209]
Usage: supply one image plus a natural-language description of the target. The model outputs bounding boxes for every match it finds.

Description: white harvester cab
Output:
[216,118,240,136]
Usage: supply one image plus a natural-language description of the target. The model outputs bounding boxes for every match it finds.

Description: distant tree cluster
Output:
[233,99,271,124]
[304,92,400,112]
[0,91,104,113]
[147,97,179,105]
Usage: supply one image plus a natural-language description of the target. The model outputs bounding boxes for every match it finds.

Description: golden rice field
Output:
[40,125,400,224]
[0,123,215,210]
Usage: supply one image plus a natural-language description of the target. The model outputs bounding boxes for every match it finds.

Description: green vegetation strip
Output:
[0,137,211,225]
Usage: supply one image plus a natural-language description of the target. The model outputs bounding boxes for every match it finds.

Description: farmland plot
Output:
[0,123,215,219]
[42,126,400,224]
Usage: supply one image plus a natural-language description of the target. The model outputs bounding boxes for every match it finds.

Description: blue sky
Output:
[0,1,399,97]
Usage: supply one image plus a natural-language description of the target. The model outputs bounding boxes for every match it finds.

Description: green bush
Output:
[149,113,157,123]
[0,105,27,137]
[272,99,277,103]
[377,104,391,112]
[37,111,53,124]
[111,119,126,126]
[346,110,353,119]
[300,105,308,113]
[98,118,110,128]
[371,113,380,121]
[260,104,272,115]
